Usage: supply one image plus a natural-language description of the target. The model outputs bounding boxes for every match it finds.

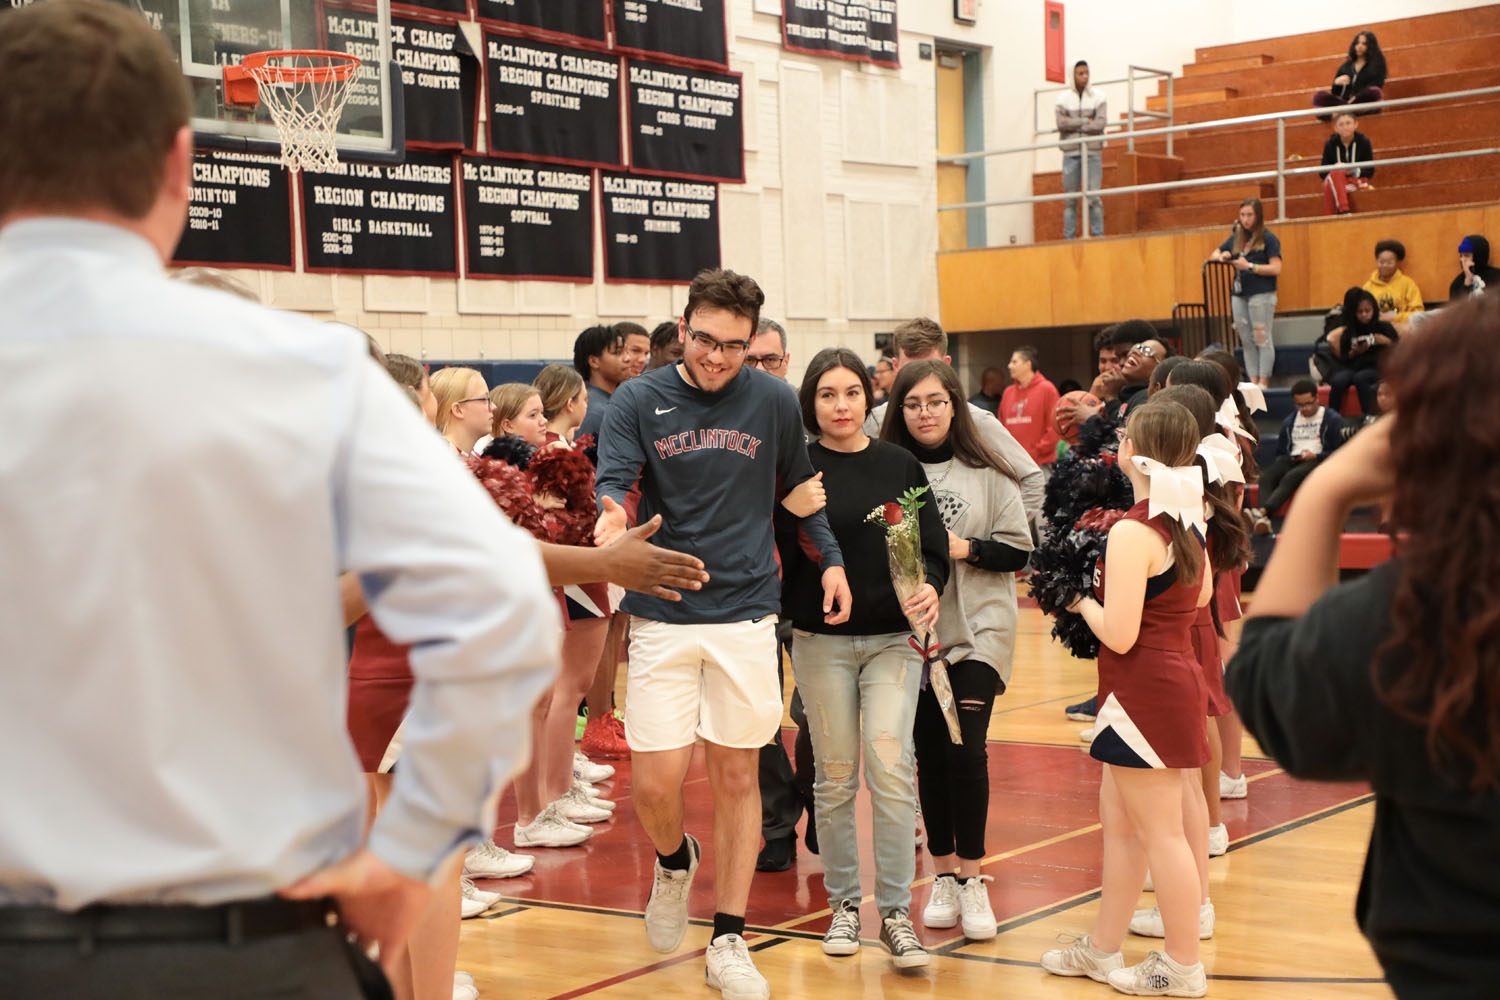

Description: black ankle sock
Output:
[713,912,746,940]
[656,836,692,871]
[937,872,960,884]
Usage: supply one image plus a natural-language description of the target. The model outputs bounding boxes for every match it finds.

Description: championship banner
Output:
[460,156,594,281]
[626,59,743,183]
[600,171,719,284]
[782,0,900,68]
[611,0,728,69]
[300,151,459,275]
[392,0,472,17]
[325,6,480,149]
[474,0,609,45]
[483,30,623,169]
[173,151,295,270]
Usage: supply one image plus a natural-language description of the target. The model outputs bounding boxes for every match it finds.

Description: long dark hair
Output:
[797,347,873,437]
[1194,349,1261,481]
[1349,30,1386,79]
[1380,294,1500,791]
[1151,385,1251,583]
[882,359,1007,475]
[1123,401,1206,587]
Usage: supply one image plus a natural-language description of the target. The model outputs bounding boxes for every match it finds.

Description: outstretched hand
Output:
[279,849,429,975]
[593,495,630,547]
[605,513,710,601]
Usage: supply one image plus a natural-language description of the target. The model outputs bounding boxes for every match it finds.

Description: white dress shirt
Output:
[0,218,560,909]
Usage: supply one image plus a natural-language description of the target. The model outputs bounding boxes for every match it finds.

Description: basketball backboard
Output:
[0,0,404,163]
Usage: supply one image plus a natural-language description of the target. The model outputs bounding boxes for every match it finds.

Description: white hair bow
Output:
[1196,433,1246,485]
[1237,382,1268,413]
[1216,398,1257,442]
[1129,455,1207,536]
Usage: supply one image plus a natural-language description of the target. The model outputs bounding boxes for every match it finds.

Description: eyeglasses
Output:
[901,398,951,415]
[459,396,494,408]
[1115,427,1130,443]
[745,354,786,369]
[687,326,750,358]
[1130,343,1157,358]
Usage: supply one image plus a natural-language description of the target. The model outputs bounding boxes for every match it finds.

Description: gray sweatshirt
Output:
[595,363,842,625]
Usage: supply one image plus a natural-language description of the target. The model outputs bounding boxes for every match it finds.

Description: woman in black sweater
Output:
[1226,294,1500,999]
[1312,30,1387,115]
[1323,286,1398,415]
[782,347,948,969]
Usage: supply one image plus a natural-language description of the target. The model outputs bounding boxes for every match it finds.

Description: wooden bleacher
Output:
[1033,6,1500,240]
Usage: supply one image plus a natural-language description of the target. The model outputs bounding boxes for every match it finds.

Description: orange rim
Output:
[240,49,362,84]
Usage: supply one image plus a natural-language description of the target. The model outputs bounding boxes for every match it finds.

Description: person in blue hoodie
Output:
[1247,378,1345,530]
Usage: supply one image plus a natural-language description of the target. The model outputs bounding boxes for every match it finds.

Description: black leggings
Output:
[913,659,1000,861]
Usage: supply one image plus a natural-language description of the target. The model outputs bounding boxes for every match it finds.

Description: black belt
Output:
[0,897,337,948]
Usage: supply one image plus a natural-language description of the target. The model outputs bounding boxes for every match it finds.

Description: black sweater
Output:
[1226,561,1500,998]
[1320,132,1375,181]
[1331,57,1387,96]
[782,439,949,636]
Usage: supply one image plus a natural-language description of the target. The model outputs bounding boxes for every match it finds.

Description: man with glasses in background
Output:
[594,269,849,1000]
[746,317,791,379]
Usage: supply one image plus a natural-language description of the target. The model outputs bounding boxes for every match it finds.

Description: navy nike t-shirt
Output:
[595,362,842,625]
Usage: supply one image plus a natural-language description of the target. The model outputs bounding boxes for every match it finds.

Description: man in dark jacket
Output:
[1247,378,1345,532]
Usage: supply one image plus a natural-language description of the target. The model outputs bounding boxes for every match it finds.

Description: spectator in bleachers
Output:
[1450,234,1499,301]
[999,348,1061,476]
[1246,379,1344,532]
[1312,30,1387,115]
[1363,240,1425,334]
[1326,287,1398,416]
[1209,198,1283,388]
[646,320,682,372]
[1320,111,1374,215]
[969,366,1004,416]
[1055,59,1106,239]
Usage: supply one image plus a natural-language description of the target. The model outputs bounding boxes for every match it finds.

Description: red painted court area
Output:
[478,733,1368,942]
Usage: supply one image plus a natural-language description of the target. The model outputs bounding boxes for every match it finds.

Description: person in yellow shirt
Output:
[1362,239,1425,334]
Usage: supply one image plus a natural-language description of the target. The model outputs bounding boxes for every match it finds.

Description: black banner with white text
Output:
[474,0,608,44]
[611,0,727,68]
[173,152,295,270]
[600,172,719,284]
[460,156,594,280]
[300,151,459,275]
[627,59,743,182]
[782,0,899,68]
[483,30,623,168]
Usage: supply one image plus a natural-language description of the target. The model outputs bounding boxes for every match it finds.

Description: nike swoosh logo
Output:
[655,406,677,415]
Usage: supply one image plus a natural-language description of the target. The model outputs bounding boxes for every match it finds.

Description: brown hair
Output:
[882,359,1008,477]
[1380,294,1500,790]
[892,317,946,360]
[1123,401,1206,588]
[532,363,584,419]
[0,0,192,220]
[684,268,764,334]
[1189,349,1261,481]
[430,366,483,433]
[1232,197,1267,253]
[489,382,541,436]
[1153,384,1251,585]
[383,353,426,410]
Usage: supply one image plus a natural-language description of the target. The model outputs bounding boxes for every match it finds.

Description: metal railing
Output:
[1034,65,1176,156]
[941,85,1500,240]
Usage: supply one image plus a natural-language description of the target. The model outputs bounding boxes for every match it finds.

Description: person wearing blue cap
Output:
[1450,235,1499,301]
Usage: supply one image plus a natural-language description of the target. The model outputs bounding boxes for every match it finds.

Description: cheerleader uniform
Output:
[1089,500,1210,769]
[543,430,611,622]
[347,615,411,772]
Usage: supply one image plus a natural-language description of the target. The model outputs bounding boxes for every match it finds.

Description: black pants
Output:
[759,622,815,840]
[1328,365,1381,416]
[913,659,1000,861]
[0,922,379,1000]
[1258,454,1320,512]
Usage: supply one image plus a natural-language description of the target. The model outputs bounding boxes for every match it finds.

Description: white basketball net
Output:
[245,53,361,173]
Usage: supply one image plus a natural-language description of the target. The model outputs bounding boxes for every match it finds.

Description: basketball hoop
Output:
[223,50,362,173]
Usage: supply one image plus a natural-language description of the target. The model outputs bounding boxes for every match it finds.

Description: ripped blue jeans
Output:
[791,629,921,915]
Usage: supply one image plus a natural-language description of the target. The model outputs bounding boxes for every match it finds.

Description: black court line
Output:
[478,905,527,920]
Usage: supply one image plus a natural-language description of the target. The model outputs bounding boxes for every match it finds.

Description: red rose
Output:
[883,502,903,525]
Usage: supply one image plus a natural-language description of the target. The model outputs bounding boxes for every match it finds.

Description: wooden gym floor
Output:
[461,603,1391,999]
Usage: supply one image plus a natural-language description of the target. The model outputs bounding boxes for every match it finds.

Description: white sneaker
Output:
[1106,949,1207,996]
[1040,933,1124,982]
[464,840,534,879]
[705,933,770,1000]
[575,751,615,784]
[644,834,700,952]
[461,874,502,907]
[460,877,494,919]
[922,876,959,928]
[1080,727,1096,743]
[553,787,612,824]
[1219,771,1247,799]
[453,983,479,1000]
[573,779,615,810]
[1128,900,1215,940]
[515,803,592,847]
[822,899,861,956]
[1207,823,1229,857]
[958,875,997,940]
